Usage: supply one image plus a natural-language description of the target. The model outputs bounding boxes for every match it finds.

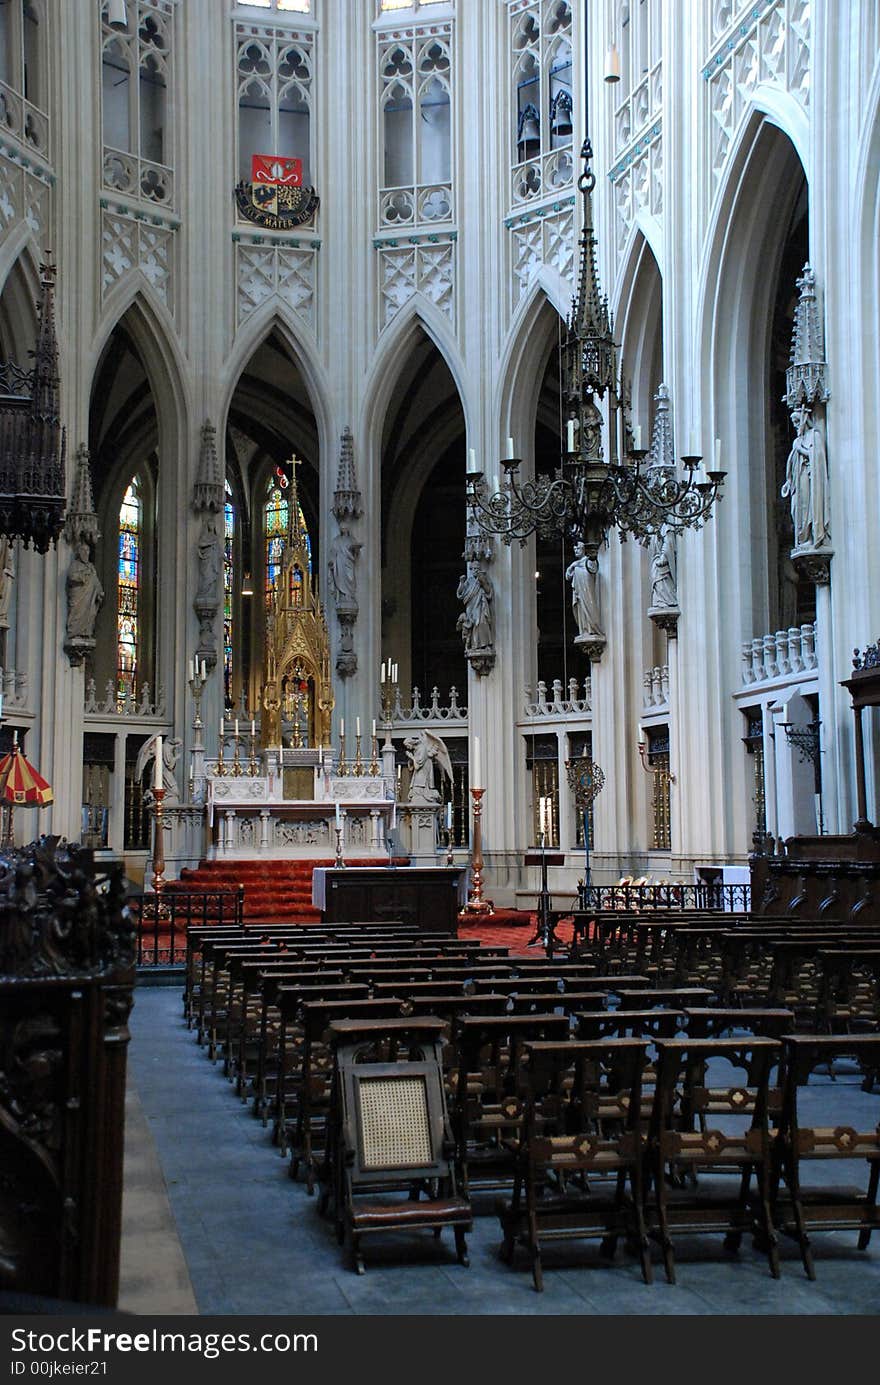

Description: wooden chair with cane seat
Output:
[325,1017,472,1274]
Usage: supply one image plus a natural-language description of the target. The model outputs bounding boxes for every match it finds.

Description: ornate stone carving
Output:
[191,420,224,670]
[330,428,363,679]
[63,444,103,664]
[404,731,453,806]
[782,266,832,572]
[457,526,496,677]
[565,541,605,659]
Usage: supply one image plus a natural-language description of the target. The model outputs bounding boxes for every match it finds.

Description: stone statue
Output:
[649,525,678,610]
[327,523,362,609]
[135,734,183,805]
[565,542,603,642]
[65,542,104,641]
[404,730,453,806]
[0,536,15,629]
[456,560,494,654]
[195,515,222,603]
[781,404,830,550]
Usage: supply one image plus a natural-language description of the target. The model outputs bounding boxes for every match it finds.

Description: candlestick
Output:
[368,731,380,777]
[338,723,348,777]
[150,785,168,899]
[232,726,243,775]
[215,726,226,776]
[353,731,364,776]
[460,787,494,916]
[248,722,258,776]
[334,823,345,868]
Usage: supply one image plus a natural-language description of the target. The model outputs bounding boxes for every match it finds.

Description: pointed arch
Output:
[615,227,663,432]
[360,295,470,447]
[0,237,42,365]
[91,285,190,448]
[495,280,565,452]
[221,305,332,455]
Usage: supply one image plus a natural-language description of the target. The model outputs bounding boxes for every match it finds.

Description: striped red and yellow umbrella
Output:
[0,744,54,806]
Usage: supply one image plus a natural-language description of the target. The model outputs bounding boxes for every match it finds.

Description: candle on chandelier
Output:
[632,424,642,451]
[188,658,194,681]
[473,735,481,790]
[340,718,345,738]
[392,663,398,684]
[638,723,645,743]
[381,660,386,683]
[467,447,477,470]
[220,716,224,739]
[154,736,163,792]
[566,419,576,452]
[688,429,699,457]
[371,719,376,738]
[356,717,361,737]
[251,719,255,737]
[201,659,206,681]
[714,437,722,472]
[506,437,515,459]
[234,718,239,737]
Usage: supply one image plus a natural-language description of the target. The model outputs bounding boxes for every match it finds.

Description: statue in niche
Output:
[0,536,15,630]
[135,734,183,806]
[456,560,494,654]
[404,730,453,806]
[195,515,222,603]
[65,542,104,642]
[327,523,362,610]
[648,525,678,610]
[781,404,831,551]
[565,541,604,642]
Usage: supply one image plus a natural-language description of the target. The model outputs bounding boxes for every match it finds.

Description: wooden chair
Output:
[326,1017,472,1274]
[646,1037,782,1283]
[497,1039,652,1289]
[770,1033,880,1278]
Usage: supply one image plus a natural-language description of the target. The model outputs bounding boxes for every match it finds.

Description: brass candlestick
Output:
[215,732,226,777]
[338,731,348,776]
[461,787,494,916]
[232,730,243,776]
[445,826,455,868]
[248,728,259,776]
[354,732,364,776]
[334,823,345,867]
[369,734,380,776]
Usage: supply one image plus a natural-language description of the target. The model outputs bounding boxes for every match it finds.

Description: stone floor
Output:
[122,985,880,1316]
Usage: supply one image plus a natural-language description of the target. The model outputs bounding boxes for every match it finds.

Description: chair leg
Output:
[454,1226,470,1267]
[653,1158,676,1284]
[857,1157,880,1249]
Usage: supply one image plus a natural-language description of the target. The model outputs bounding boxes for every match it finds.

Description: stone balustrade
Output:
[740,623,817,687]
[84,678,167,719]
[523,678,592,720]
[643,664,670,709]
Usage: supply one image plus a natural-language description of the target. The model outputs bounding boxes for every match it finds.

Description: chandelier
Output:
[466,142,725,556]
[0,258,66,553]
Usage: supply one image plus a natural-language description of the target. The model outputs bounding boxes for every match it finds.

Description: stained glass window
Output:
[224,480,235,707]
[117,480,140,707]
[264,479,311,608]
[265,484,288,608]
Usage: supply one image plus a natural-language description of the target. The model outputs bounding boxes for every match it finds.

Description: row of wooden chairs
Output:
[498,1032,880,1290]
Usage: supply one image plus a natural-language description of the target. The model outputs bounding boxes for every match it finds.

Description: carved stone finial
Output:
[192,419,224,514]
[332,426,362,521]
[647,383,675,471]
[786,265,830,409]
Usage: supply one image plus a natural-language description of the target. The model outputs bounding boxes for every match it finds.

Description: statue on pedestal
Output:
[404,730,453,806]
[781,404,830,551]
[65,542,104,648]
[648,525,678,611]
[565,542,603,643]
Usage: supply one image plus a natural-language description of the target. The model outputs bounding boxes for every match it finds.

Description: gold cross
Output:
[286,455,303,487]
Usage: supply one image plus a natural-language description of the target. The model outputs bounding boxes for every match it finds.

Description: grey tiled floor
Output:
[127,986,880,1315]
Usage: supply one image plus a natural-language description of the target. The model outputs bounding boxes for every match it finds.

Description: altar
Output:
[206,752,396,859]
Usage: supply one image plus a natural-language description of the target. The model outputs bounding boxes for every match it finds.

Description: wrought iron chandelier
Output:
[466,141,725,557]
[0,258,66,553]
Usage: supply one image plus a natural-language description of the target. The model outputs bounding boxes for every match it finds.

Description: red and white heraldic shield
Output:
[251,155,303,186]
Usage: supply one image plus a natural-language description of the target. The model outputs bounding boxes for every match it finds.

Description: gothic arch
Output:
[221,306,332,462]
[496,281,564,456]
[361,296,470,450]
[0,238,41,364]
[616,228,663,435]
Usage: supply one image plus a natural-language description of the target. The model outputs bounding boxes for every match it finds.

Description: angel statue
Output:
[135,734,183,806]
[404,730,453,806]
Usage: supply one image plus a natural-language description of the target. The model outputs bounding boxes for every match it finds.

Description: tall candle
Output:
[251,719,255,736]
[220,716,224,739]
[688,430,699,457]
[467,447,476,470]
[200,659,206,680]
[632,424,642,451]
[371,719,376,738]
[234,718,239,737]
[473,735,481,789]
[335,803,341,828]
[188,658,194,681]
[714,437,722,472]
[445,801,453,830]
[154,736,163,791]
[506,437,515,459]
[638,723,645,743]
[566,419,576,452]
[392,663,398,683]
[356,717,361,737]
[381,660,386,682]
[340,718,345,738]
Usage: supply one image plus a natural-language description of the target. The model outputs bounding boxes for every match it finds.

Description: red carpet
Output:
[146,860,573,959]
